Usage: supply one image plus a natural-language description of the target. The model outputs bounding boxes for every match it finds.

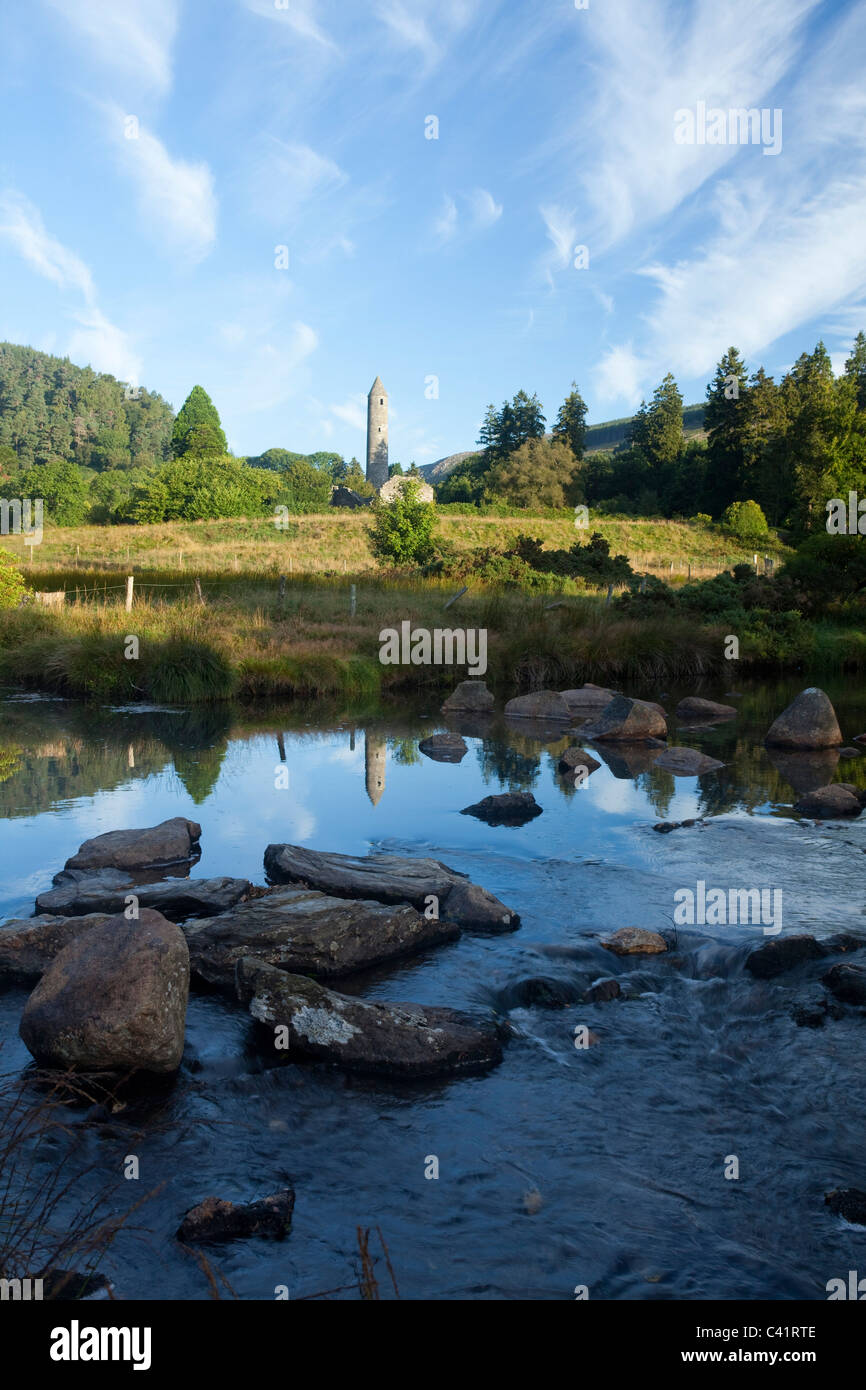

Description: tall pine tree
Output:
[171,385,227,458]
[552,382,588,459]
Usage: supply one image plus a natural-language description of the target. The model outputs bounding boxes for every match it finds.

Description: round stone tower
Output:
[366,376,389,491]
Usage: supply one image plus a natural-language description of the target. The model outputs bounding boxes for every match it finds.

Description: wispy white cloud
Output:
[43,0,178,94]
[224,322,319,414]
[0,191,95,301]
[433,195,458,244]
[594,344,646,407]
[330,394,368,432]
[0,190,140,382]
[109,113,217,262]
[376,1,441,65]
[539,204,578,286]
[434,189,501,245]
[242,0,337,51]
[248,138,347,225]
[68,306,142,384]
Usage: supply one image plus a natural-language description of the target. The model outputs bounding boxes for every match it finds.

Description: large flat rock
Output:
[263,844,519,933]
[19,908,189,1074]
[236,957,506,1078]
[36,870,251,921]
[579,696,667,741]
[183,887,460,987]
[0,913,111,984]
[63,817,202,872]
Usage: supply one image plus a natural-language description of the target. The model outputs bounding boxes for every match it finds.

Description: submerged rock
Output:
[499,976,581,1009]
[177,1189,294,1244]
[745,935,825,979]
[765,688,843,750]
[36,870,250,921]
[601,927,667,956]
[19,909,189,1074]
[579,696,667,742]
[504,690,571,721]
[825,1188,866,1226]
[0,913,111,984]
[183,887,459,987]
[63,817,202,873]
[822,962,866,1005]
[652,747,725,776]
[236,958,506,1078]
[441,679,494,713]
[583,978,622,1003]
[676,697,737,721]
[41,1269,114,1301]
[263,844,519,932]
[418,732,468,763]
[793,785,862,818]
[460,792,543,826]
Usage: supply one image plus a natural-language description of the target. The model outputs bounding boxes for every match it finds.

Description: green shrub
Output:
[721,499,769,542]
[368,481,437,566]
[0,548,24,608]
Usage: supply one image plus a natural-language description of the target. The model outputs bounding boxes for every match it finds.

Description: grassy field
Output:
[3,510,792,585]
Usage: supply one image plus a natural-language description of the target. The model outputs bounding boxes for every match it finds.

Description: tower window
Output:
[379,398,383,405]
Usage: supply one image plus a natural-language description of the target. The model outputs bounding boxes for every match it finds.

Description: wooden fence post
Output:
[350,583,356,617]
[194,578,205,605]
[125,575,134,613]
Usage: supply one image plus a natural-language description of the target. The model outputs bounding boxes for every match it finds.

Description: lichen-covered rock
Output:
[177,1189,294,1243]
[504,690,571,721]
[579,696,667,742]
[441,680,494,713]
[19,909,189,1074]
[418,733,468,763]
[263,844,519,932]
[601,927,667,956]
[236,958,506,1078]
[63,817,202,872]
[652,747,725,776]
[765,688,843,750]
[460,792,542,826]
[183,887,459,987]
[0,913,111,984]
[36,870,250,921]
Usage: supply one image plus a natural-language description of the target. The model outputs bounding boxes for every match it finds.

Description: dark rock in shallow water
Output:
[825,1188,866,1226]
[839,747,863,758]
[36,870,250,921]
[583,977,621,1003]
[652,747,725,776]
[578,696,667,742]
[0,913,111,984]
[63,817,202,873]
[418,732,468,763]
[460,792,543,826]
[794,785,862,818]
[183,887,459,987]
[236,957,506,1078]
[500,976,581,1009]
[557,746,602,776]
[822,962,866,1005]
[263,844,519,933]
[441,679,494,713]
[177,1189,294,1243]
[676,696,737,721]
[19,909,189,1074]
[745,935,825,979]
[504,690,571,721]
[791,1000,827,1028]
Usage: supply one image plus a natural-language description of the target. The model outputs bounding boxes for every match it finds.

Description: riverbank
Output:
[1,567,863,703]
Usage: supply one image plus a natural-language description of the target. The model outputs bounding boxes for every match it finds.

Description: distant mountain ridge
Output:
[420,402,707,480]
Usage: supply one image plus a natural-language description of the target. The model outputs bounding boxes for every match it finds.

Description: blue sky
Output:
[1,0,865,465]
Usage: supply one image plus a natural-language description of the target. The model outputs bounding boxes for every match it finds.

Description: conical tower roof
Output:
[368,376,387,397]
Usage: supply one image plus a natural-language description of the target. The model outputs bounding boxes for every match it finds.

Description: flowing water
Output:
[2,677,866,1301]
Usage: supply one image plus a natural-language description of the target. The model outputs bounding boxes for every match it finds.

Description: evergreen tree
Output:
[645,373,683,466]
[704,348,749,515]
[844,330,866,411]
[552,382,588,459]
[171,385,227,458]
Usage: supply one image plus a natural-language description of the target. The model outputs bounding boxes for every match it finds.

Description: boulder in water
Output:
[579,696,667,742]
[63,817,202,873]
[765,688,843,750]
[441,680,494,713]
